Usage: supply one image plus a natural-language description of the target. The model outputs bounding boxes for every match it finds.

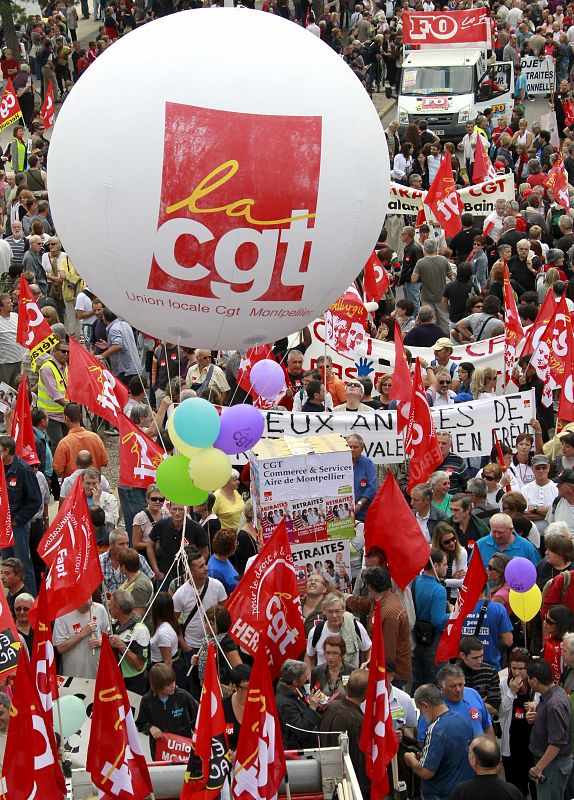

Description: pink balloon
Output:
[250,359,285,400]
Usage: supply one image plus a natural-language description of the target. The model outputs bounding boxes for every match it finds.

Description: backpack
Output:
[542,570,572,606]
[311,615,362,665]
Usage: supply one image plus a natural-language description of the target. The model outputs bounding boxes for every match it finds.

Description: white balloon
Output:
[48,9,389,349]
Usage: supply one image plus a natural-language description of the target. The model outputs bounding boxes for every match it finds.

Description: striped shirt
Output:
[460,661,501,712]
[0,311,24,364]
[5,236,26,266]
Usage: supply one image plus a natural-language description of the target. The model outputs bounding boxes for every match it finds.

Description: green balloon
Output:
[54,695,87,738]
[156,455,209,505]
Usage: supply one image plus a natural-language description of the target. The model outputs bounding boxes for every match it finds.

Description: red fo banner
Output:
[41,81,55,129]
[68,337,128,427]
[360,601,398,797]
[118,411,166,488]
[16,275,58,369]
[232,635,286,800]
[0,460,13,547]
[155,733,193,763]
[424,155,463,238]
[32,476,103,621]
[87,637,153,800]
[403,359,443,492]
[11,375,39,466]
[435,548,487,662]
[402,9,489,44]
[503,262,523,386]
[364,251,390,303]
[324,286,368,360]
[0,78,22,133]
[389,326,413,434]
[226,520,305,677]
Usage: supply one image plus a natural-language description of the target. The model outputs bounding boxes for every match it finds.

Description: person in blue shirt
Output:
[346,434,377,522]
[460,589,514,670]
[417,664,494,742]
[405,683,474,800]
[207,529,239,594]
[411,549,452,691]
[475,513,540,569]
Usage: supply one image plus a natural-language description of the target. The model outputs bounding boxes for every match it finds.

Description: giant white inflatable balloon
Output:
[48,9,389,349]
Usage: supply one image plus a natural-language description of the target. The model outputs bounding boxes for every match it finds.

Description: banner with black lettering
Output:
[291,539,351,593]
[387,174,515,217]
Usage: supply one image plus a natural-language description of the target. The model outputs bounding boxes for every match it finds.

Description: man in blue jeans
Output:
[0,435,42,595]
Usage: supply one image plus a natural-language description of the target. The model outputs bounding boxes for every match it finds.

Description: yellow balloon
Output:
[188,447,232,492]
[167,413,201,459]
[509,584,542,622]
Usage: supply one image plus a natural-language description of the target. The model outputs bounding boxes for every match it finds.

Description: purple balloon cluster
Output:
[504,557,537,593]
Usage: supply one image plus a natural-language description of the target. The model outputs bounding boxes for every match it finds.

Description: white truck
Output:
[397,48,514,142]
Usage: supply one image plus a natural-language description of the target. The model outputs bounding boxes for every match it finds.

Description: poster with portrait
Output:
[325,495,355,539]
[291,538,352,593]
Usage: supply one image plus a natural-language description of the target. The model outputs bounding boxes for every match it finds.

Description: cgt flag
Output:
[67,337,128,427]
[503,261,524,386]
[558,303,574,421]
[16,275,58,369]
[0,460,13,548]
[403,359,442,492]
[11,375,39,466]
[424,154,463,238]
[364,250,390,303]
[118,411,166,488]
[226,521,305,678]
[389,325,412,434]
[41,81,55,129]
[0,79,22,133]
[182,641,232,799]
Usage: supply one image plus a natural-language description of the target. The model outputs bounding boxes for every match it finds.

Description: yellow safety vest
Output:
[13,138,26,172]
[37,359,68,415]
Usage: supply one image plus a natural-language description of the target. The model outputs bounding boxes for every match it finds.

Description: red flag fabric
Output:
[41,81,55,129]
[364,471,430,590]
[522,289,557,355]
[364,250,390,303]
[11,375,39,466]
[0,583,20,680]
[1,649,64,799]
[182,641,232,799]
[67,337,128,427]
[360,601,398,797]
[472,133,496,183]
[403,359,443,492]
[529,296,566,408]
[0,460,13,548]
[493,430,511,494]
[232,635,286,800]
[31,476,103,621]
[237,345,273,396]
[424,155,463,238]
[503,261,524,386]
[87,637,153,800]
[323,286,369,359]
[226,521,305,677]
[545,150,570,211]
[0,78,22,133]
[558,303,574,422]
[389,325,413,433]
[16,275,58,369]
[118,411,166,488]
[435,548,487,662]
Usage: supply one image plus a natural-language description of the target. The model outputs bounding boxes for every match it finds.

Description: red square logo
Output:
[148,103,321,303]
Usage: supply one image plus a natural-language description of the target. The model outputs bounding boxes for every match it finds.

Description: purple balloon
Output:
[250,359,285,400]
[504,557,537,593]
[214,404,265,455]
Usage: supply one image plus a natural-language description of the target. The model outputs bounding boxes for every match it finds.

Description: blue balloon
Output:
[172,397,221,449]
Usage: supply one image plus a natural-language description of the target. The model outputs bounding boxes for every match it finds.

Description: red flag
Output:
[67,337,128,427]
[493,430,511,494]
[360,601,398,797]
[545,150,570,211]
[472,134,496,183]
[364,471,430,590]
[389,325,413,433]
[424,155,463,238]
[232,635,286,800]
[1,649,64,799]
[41,81,55,129]
[31,476,103,622]
[403,359,443,492]
[226,521,305,677]
[364,250,390,303]
[435,547,487,662]
[0,584,20,681]
[182,641,232,799]
[87,637,153,800]
[118,411,166,488]
[503,261,524,386]
[558,306,574,422]
[237,345,273,396]
[0,460,13,548]
[16,275,58,370]
[529,296,567,408]
[0,78,22,133]
[522,289,557,355]
[11,375,39,466]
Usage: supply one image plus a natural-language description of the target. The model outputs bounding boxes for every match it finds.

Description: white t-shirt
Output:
[547,497,574,536]
[522,480,559,510]
[74,291,96,324]
[150,621,179,663]
[389,685,418,729]
[53,603,110,679]
[172,578,227,648]
[306,617,371,668]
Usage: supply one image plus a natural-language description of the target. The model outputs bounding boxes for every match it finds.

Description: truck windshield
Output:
[401,66,473,96]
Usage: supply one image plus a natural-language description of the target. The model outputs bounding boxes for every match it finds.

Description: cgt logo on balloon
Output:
[147,102,321,316]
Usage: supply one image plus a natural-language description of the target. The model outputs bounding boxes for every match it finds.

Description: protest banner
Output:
[402,9,489,45]
[291,538,352,593]
[521,55,554,95]
[155,733,193,763]
[387,174,515,217]
[242,390,535,466]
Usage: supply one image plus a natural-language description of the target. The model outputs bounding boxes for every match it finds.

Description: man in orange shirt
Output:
[52,402,108,478]
[316,355,346,405]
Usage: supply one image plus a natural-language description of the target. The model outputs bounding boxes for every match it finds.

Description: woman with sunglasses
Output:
[431,523,467,602]
[375,374,393,410]
[132,484,170,556]
[486,553,512,614]
[14,592,34,655]
[542,604,574,683]
[499,647,538,798]
[480,463,505,506]
[477,443,521,493]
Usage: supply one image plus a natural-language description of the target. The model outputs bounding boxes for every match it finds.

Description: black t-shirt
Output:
[150,517,207,575]
[443,280,473,323]
[451,774,523,800]
[450,228,481,261]
[508,255,537,294]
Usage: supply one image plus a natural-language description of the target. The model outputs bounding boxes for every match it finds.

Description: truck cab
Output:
[397,48,513,142]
